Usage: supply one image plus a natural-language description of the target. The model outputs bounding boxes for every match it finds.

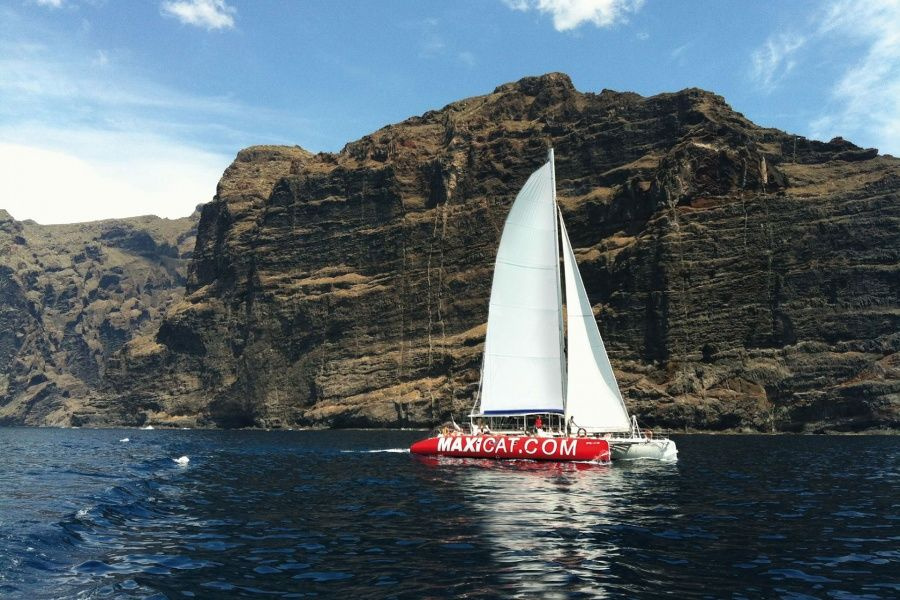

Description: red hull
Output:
[409,435,610,462]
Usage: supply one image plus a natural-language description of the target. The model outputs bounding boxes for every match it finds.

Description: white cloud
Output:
[33,0,63,7]
[415,17,447,59]
[160,0,236,31]
[91,49,108,67]
[750,0,900,155]
[811,0,900,154]
[458,51,477,67]
[502,0,645,31]
[416,17,476,66]
[669,42,691,65]
[750,32,806,91]
[420,35,446,57]
[0,21,307,224]
[0,42,253,143]
[0,131,226,224]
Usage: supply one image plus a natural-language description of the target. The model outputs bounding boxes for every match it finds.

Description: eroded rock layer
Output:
[0,210,198,425]
[10,73,900,431]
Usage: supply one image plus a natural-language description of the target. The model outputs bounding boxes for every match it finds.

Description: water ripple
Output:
[1,430,898,598]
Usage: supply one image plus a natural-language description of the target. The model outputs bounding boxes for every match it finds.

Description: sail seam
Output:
[493,260,555,269]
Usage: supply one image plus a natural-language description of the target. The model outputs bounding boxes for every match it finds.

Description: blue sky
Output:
[1,0,898,223]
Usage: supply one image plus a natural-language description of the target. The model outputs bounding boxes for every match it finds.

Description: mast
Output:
[559,210,573,431]
[549,148,568,429]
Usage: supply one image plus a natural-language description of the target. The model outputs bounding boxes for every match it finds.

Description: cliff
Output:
[6,73,900,431]
[0,209,199,425]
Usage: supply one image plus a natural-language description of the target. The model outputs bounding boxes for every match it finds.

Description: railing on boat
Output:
[433,416,674,442]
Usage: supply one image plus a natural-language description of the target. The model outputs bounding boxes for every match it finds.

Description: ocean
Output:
[0,428,897,599]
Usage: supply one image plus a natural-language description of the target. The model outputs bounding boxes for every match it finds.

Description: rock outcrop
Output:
[0,210,199,425]
[6,74,900,431]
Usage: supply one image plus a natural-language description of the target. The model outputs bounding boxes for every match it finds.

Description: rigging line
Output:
[493,259,556,270]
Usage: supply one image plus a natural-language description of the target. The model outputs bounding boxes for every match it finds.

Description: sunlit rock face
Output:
[10,72,899,431]
[0,209,199,426]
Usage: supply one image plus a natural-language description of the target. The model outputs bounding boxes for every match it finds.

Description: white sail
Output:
[559,214,632,432]
[478,161,565,415]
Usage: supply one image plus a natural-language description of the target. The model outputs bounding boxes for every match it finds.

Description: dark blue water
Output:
[1,430,897,599]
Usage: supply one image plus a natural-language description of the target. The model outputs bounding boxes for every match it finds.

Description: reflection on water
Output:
[444,458,683,598]
[1,430,897,599]
[462,461,622,597]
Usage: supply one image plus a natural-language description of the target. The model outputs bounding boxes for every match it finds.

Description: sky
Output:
[1,0,898,224]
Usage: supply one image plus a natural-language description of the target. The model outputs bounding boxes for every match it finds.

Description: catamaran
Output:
[410,149,676,462]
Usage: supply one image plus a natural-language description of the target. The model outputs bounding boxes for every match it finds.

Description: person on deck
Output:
[534,416,544,436]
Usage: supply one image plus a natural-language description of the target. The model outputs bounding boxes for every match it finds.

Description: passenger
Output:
[534,416,544,437]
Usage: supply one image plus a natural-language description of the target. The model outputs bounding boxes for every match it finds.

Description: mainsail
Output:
[559,216,632,432]
[476,150,631,430]
[478,160,566,415]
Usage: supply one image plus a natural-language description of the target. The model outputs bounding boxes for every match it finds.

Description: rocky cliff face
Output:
[0,210,198,425]
[9,73,900,431]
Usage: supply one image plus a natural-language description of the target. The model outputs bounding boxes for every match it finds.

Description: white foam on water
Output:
[173,456,190,466]
[119,438,129,442]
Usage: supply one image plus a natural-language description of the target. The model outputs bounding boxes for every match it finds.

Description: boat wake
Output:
[618,455,678,463]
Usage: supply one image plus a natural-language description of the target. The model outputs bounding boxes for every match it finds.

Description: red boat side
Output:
[410,435,610,462]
